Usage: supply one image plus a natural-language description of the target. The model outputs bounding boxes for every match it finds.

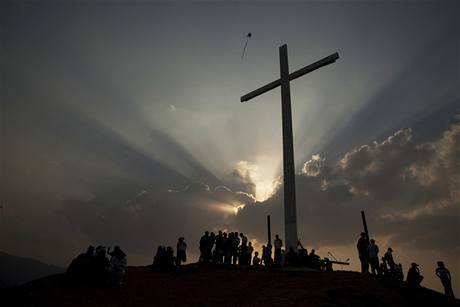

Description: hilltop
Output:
[3,265,459,307]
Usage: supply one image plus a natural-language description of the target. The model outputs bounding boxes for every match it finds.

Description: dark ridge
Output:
[4,265,459,307]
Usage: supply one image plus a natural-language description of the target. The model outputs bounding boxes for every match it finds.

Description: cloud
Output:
[235,122,460,253]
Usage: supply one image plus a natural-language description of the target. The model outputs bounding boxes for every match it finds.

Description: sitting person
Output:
[66,245,95,284]
[406,262,423,287]
[252,251,262,269]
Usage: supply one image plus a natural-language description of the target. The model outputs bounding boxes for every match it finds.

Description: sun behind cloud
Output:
[234,160,281,202]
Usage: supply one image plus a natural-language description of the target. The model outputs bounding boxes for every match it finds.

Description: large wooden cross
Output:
[241,44,339,252]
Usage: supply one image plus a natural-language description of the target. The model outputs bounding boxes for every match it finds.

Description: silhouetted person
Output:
[274,234,283,267]
[199,231,209,263]
[394,263,404,281]
[166,246,176,269]
[252,251,261,268]
[108,246,127,287]
[214,231,224,264]
[153,246,165,269]
[309,249,321,269]
[262,244,273,268]
[323,258,333,272]
[231,232,240,265]
[406,262,423,287]
[176,237,187,266]
[368,239,380,275]
[357,232,369,273]
[66,245,95,283]
[380,257,389,276]
[93,246,110,285]
[297,240,308,266]
[384,247,395,272]
[436,261,455,298]
[223,232,231,265]
[239,233,248,265]
[285,247,299,266]
[247,241,254,265]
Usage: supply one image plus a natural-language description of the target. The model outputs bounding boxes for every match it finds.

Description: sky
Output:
[1,0,459,294]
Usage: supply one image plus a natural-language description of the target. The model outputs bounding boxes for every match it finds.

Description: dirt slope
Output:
[4,265,459,307]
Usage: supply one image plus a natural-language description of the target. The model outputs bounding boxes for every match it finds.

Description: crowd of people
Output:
[198,231,254,266]
[357,232,455,298]
[63,231,455,300]
[66,245,127,287]
[196,230,334,272]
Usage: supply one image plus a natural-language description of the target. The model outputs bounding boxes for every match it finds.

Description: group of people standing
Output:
[357,232,455,298]
[197,230,328,271]
[198,230,254,266]
[358,233,402,278]
[66,245,127,287]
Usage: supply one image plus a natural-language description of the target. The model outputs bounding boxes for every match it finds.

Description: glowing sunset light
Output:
[234,160,281,202]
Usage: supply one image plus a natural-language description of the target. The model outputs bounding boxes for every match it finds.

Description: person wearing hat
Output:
[436,261,455,298]
[406,262,424,287]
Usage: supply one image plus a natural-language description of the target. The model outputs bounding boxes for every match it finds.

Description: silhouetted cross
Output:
[241,44,339,251]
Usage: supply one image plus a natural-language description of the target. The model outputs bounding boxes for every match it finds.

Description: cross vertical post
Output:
[240,44,339,255]
[279,44,298,252]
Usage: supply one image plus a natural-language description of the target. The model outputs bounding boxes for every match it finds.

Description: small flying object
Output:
[241,32,252,59]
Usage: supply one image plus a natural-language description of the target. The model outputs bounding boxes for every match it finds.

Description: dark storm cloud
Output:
[234,120,460,253]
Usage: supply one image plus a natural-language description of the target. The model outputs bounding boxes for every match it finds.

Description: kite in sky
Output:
[241,32,252,59]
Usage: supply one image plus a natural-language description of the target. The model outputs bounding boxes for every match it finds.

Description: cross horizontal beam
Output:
[240,52,339,102]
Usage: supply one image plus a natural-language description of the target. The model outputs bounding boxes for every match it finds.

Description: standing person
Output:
[368,239,380,275]
[247,242,254,265]
[406,262,424,287]
[176,237,187,266]
[108,246,127,287]
[384,248,396,273]
[199,231,209,263]
[214,231,224,264]
[357,232,369,273]
[263,244,273,268]
[436,261,455,298]
[274,234,283,267]
[93,246,110,285]
[208,232,216,263]
[231,232,240,265]
[223,232,231,265]
[394,263,404,281]
[239,233,248,265]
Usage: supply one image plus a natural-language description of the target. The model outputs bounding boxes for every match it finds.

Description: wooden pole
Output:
[361,210,370,243]
[267,215,271,245]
